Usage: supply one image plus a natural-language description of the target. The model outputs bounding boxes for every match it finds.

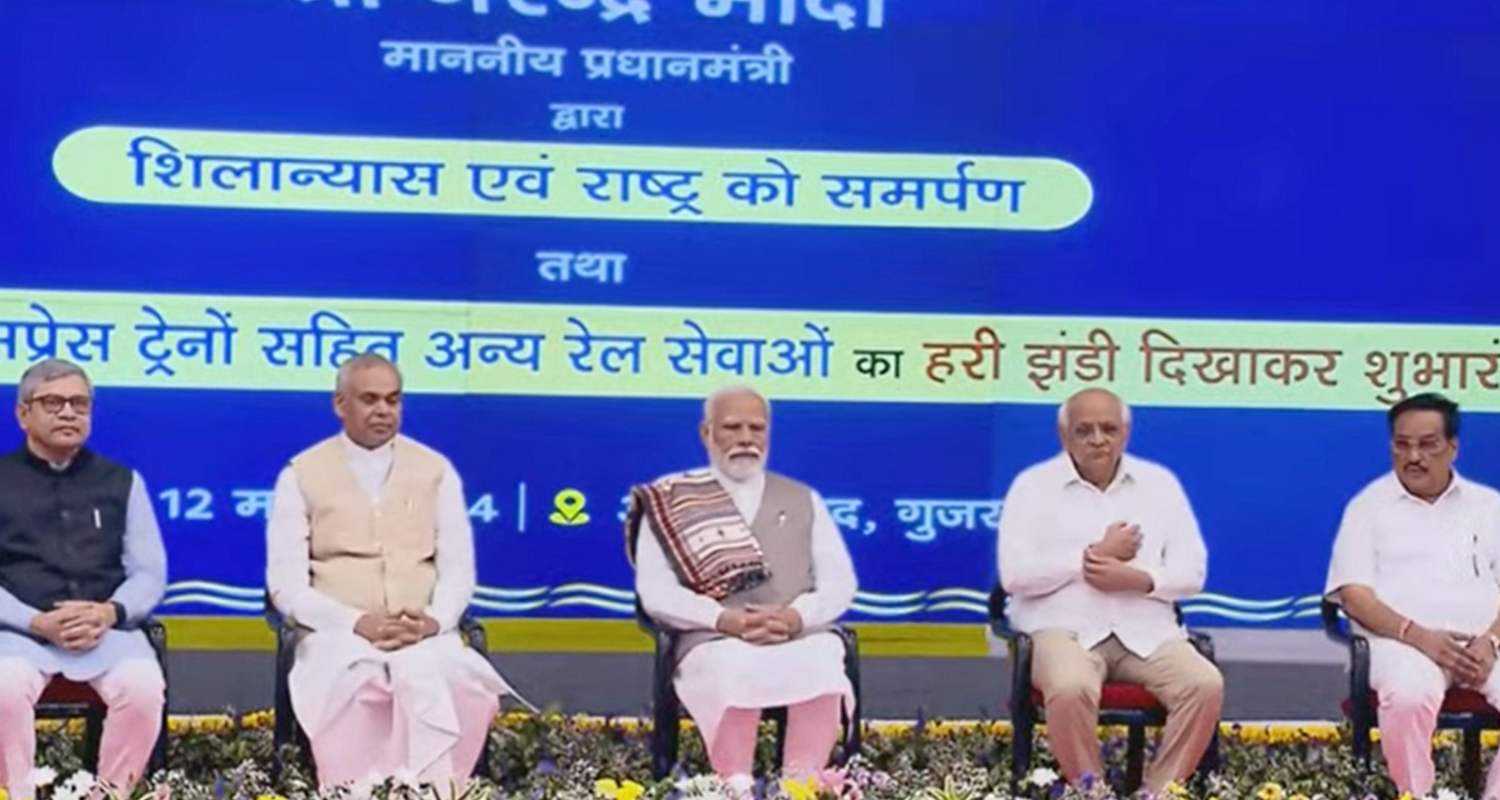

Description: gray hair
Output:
[335,352,403,393]
[702,384,772,424]
[1057,388,1132,429]
[17,359,91,405]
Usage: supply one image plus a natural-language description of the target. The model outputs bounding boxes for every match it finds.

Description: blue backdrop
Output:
[3,1,1497,627]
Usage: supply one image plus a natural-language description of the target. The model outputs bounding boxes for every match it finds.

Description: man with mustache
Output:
[265,353,509,791]
[629,386,857,795]
[0,359,167,799]
[998,388,1222,793]
[1326,392,1500,798]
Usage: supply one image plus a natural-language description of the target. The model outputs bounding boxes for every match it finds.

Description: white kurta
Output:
[265,434,509,775]
[633,467,858,748]
[998,452,1207,657]
[1326,469,1500,634]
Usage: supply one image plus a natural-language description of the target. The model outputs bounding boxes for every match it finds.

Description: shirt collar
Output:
[340,432,395,463]
[1390,467,1465,505]
[19,444,87,475]
[1058,451,1135,492]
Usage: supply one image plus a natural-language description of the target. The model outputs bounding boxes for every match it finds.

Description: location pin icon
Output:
[549,488,591,526]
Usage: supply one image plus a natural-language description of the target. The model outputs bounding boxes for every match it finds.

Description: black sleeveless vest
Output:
[0,447,131,611]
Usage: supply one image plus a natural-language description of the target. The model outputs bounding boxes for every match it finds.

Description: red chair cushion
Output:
[1341,689,1498,717]
[1032,682,1166,712]
[1443,689,1496,714]
[38,677,104,707]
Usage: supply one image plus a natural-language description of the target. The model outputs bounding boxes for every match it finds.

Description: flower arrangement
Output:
[8,714,1488,799]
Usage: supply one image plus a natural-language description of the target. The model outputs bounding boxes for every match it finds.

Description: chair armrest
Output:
[1349,631,1371,698]
[1321,598,1351,645]
[1187,630,1217,664]
[141,617,167,658]
[988,583,1018,641]
[634,598,660,635]
[459,614,488,653]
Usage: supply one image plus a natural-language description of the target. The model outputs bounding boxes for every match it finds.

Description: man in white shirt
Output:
[1325,392,1500,798]
[997,388,1221,792]
[630,386,857,795]
[265,353,508,790]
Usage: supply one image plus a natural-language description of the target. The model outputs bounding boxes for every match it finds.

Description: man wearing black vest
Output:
[0,359,167,799]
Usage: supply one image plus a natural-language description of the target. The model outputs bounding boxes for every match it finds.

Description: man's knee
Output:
[1176,662,1224,707]
[1378,681,1445,716]
[98,659,165,712]
[0,658,45,712]
[1039,672,1102,712]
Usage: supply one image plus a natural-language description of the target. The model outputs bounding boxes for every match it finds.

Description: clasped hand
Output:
[30,600,117,652]
[716,604,803,645]
[354,610,440,651]
[1410,627,1498,688]
[1083,521,1153,594]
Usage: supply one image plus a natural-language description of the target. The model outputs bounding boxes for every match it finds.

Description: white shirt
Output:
[265,433,476,634]
[1325,470,1500,635]
[997,452,1207,657]
[634,467,857,631]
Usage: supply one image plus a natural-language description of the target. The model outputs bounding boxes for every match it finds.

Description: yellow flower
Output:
[593,779,645,800]
[781,775,821,800]
[1256,782,1285,800]
[1,786,9,800]
[1162,781,1189,798]
[1289,794,1310,800]
[256,794,288,800]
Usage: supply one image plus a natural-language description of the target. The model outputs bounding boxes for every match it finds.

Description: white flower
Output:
[28,766,58,788]
[1023,767,1060,788]
[673,774,734,799]
[53,770,98,800]
[1433,790,1462,800]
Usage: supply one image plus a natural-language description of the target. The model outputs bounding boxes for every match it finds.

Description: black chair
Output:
[635,599,864,780]
[1321,598,1499,797]
[988,585,1220,794]
[268,609,494,781]
[35,617,169,775]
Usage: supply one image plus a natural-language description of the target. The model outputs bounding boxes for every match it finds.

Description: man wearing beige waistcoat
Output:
[266,353,507,790]
[629,386,858,795]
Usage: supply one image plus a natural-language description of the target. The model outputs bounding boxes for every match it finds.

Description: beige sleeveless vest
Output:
[676,471,820,660]
[290,434,445,616]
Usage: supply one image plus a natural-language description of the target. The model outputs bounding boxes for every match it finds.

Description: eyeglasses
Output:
[27,394,92,415]
[1391,437,1449,458]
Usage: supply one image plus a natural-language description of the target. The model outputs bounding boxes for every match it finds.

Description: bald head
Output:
[1057,388,1131,430]
[1058,388,1131,489]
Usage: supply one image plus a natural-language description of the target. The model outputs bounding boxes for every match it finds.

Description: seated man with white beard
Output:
[629,386,858,794]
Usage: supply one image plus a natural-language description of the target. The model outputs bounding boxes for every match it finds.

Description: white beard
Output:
[714,451,766,483]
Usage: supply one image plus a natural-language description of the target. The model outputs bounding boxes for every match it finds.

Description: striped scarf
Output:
[625,470,769,599]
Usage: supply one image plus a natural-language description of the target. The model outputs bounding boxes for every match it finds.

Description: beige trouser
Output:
[1031,631,1223,792]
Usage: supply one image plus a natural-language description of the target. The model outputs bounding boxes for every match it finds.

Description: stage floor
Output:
[169,628,1353,720]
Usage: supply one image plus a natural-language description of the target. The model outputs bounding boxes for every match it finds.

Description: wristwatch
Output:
[110,601,128,629]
